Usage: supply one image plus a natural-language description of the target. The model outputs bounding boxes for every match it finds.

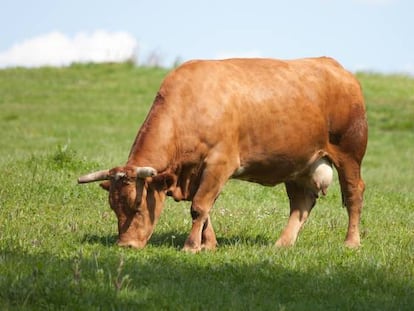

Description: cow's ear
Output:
[99,181,111,191]
[150,173,175,191]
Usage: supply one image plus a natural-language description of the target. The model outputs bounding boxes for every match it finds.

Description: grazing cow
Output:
[78,57,367,252]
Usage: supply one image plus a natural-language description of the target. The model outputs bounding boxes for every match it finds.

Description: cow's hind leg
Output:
[336,156,365,248]
[275,181,317,247]
[330,103,367,248]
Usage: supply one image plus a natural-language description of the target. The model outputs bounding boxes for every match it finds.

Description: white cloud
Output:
[0,30,138,68]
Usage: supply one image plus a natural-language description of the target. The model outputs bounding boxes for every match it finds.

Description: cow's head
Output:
[78,166,174,248]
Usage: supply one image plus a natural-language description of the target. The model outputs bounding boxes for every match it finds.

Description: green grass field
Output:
[0,62,413,310]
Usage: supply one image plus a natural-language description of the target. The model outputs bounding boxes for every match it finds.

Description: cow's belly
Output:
[232,161,303,186]
[233,148,326,186]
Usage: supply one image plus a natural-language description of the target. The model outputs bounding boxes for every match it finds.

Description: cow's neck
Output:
[126,98,175,172]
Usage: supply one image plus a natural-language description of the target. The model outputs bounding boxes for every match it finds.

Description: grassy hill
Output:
[0,63,413,310]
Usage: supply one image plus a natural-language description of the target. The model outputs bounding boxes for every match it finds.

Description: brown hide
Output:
[129,57,366,195]
[81,57,367,250]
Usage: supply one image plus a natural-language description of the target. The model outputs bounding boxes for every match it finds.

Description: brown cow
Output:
[78,57,368,252]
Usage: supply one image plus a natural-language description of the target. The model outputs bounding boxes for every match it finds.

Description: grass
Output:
[0,63,413,310]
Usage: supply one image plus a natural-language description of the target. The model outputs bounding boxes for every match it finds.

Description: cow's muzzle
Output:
[116,239,147,249]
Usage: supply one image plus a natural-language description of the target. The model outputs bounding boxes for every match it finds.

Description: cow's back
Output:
[153,57,363,184]
[130,57,364,186]
[159,57,361,138]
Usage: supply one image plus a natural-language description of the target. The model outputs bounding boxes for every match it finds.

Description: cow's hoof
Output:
[182,245,202,253]
[344,238,361,249]
[182,238,202,253]
[201,242,217,251]
[275,237,294,248]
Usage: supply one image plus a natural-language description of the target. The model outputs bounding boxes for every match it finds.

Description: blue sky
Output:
[1,0,413,73]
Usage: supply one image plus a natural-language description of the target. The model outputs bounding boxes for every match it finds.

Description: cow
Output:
[78,57,368,252]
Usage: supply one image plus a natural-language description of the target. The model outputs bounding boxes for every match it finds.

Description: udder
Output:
[305,157,333,196]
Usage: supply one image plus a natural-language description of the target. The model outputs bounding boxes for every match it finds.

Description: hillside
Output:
[0,63,413,310]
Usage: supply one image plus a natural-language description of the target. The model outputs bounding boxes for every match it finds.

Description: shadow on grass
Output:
[1,246,412,310]
[82,234,118,246]
[82,231,272,249]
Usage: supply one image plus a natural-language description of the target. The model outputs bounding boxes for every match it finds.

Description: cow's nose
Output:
[117,239,141,248]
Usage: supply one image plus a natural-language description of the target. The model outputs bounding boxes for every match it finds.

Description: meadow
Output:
[0,62,413,310]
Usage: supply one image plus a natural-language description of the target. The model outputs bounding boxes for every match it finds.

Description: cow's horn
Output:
[78,169,110,184]
[136,167,157,178]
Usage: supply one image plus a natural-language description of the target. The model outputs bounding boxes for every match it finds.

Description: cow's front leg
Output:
[201,215,217,250]
[184,200,220,253]
[183,162,230,253]
[275,181,317,247]
[182,204,211,253]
